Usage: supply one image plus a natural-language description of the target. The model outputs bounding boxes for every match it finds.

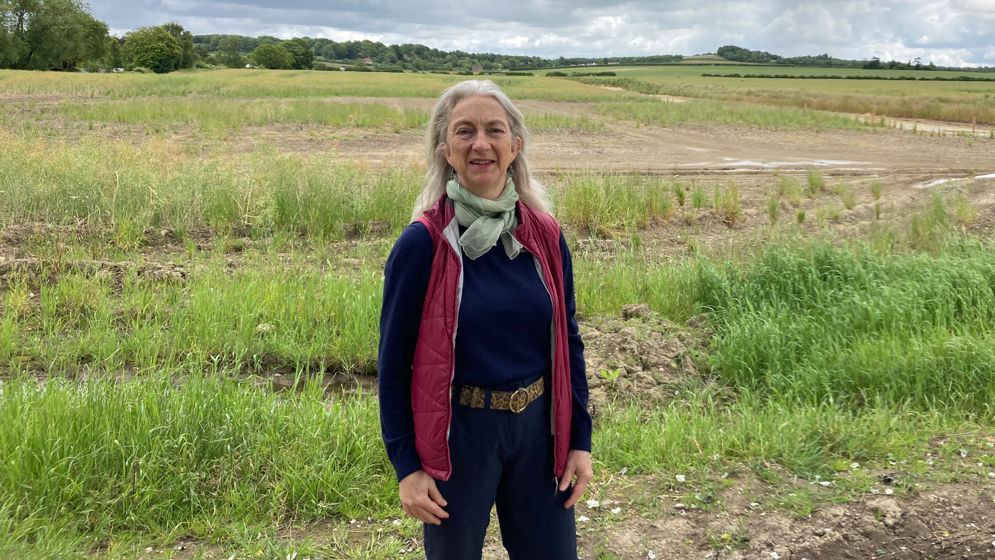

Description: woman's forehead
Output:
[450,95,509,126]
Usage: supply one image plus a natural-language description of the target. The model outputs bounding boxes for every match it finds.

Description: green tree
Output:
[102,36,122,68]
[281,37,313,69]
[218,35,243,67]
[0,0,108,70]
[251,43,292,69]
[124,26,181,73]
[160,21,196,68]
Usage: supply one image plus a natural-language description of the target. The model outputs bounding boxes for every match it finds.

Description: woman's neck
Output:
[457,175,505,200]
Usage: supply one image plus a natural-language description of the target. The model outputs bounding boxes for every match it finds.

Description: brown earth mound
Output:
[582,306,711,416]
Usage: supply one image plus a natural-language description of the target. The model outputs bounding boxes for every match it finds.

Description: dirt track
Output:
[329,99,994,179]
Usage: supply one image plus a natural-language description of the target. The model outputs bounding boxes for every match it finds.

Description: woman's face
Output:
[442,95,522,199]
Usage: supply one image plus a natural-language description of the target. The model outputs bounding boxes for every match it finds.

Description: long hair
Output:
[411,79,551,220]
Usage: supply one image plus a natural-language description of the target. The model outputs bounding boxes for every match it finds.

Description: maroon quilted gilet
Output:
[412,195,572,481]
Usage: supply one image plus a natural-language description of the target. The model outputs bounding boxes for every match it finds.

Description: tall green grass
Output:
[58,99,429,132]
[524,113,604,132]
[575,238,995,416]
[1,257,383,373]
[0,133,422,237]
[595,396,971,478]
[556,173,675,237]
[0,370,394,542]
[572,250,701,320]
[698,242,995,413]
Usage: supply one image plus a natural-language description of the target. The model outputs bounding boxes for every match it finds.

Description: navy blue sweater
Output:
[378,222,592,482]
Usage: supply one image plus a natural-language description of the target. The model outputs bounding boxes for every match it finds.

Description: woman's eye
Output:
[455,128,472,137]
[489,128,505,135]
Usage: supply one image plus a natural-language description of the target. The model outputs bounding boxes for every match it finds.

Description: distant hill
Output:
[715,45,993,72]
[682,54,755,65]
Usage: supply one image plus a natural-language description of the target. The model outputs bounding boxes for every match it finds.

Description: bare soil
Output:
[148,474,995,560]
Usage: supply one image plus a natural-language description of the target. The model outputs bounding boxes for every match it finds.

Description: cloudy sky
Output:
[91,0,995,66]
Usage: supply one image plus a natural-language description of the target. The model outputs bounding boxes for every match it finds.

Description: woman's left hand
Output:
[560,450,593,509]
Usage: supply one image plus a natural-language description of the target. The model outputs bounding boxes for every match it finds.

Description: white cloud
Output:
[86,0,995,66]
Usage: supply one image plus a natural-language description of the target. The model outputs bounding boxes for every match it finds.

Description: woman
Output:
[378,79,592,560]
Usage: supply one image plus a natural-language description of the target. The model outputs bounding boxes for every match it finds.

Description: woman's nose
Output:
[470,130,491,151]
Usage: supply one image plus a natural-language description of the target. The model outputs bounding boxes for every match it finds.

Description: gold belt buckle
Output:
[508,387,528,414]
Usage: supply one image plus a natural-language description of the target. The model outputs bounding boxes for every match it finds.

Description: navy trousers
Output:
[423,374,578,560]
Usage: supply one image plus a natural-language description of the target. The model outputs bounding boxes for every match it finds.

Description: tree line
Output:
[0,0,683,74]
[717,45,994,73]
[192,36,684,71]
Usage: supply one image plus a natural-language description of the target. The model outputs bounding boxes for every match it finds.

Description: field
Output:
[2,67,995,560]
[537,65,995,125]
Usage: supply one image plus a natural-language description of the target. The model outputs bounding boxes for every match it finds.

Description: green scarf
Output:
[445,175,522,260]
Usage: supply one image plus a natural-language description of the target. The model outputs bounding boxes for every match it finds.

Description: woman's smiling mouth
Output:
[469,159,496,168]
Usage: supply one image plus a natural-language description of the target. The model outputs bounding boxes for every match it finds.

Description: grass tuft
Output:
[777,176,803,207]
[806,169,824,197]
[713,181,742,225]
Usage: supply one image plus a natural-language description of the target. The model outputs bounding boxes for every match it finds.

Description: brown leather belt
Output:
[455,377,544,414]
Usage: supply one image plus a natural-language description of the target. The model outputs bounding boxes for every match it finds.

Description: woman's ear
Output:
[439,142,453,166]
[511,136,522,158]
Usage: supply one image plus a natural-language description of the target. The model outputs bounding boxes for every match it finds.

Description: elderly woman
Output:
[378,79,592,559]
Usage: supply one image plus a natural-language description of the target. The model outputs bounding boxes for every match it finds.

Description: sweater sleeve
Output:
[561,231,593,453]
[378,222,434,482]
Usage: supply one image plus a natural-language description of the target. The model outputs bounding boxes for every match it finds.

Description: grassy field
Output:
[0,68,638,101]
[539,64,995,124]
[539,64,995,96]
[55,99,430,133]
[1,67,994,559]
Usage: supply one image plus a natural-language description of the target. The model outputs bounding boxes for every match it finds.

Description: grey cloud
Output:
[92,0,994,65]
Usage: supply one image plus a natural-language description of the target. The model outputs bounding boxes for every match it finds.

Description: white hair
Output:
[411,79,551,220]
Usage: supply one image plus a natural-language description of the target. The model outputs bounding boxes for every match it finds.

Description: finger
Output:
[412,505,441,525]
[564,474,590,509]
[418,496,450,519]
[427,480,448,507]
[559,464,576,492]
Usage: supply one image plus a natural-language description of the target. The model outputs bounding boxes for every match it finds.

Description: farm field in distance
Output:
[539,64,995,94]
[540,64,995,126]
[2,68,995,560]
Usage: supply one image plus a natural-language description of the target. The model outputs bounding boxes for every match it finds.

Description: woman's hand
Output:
[560,450,593,509]
[399,470,450,525]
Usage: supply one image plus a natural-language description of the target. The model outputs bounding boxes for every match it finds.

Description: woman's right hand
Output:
[399,470,450,525]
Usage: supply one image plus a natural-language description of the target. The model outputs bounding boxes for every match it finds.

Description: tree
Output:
[218,35,242,67]
[252,43,292,69]
[102,36,122,68]
[160,21,196,68]
[717,45,781,64]
[124,26,182,73]
[0,0,108,70]
[281,37,313,70]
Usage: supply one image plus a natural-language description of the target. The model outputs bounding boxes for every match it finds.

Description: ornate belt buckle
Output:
[509,387,528,414]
